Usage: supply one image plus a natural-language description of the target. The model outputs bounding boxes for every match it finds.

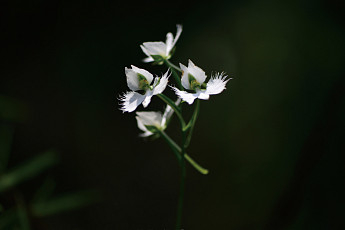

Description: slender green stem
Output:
[158,130,181,162]
[157,94,186,128]
[185,99,200,148]
[158,130,209,175]
[176,130,186,230]
[163,59,183,90]
[165,59,182,72]
[184,154,208,175]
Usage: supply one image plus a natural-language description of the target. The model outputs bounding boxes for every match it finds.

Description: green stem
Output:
[159,130,181,162]
[165,59,182,72]
[176,130,186,230]
[163,59,183,90]
[185,99,200,148]
[157,94,186,128]
[158,130,209,175]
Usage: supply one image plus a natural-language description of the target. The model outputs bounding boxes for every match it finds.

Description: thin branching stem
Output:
[163,59,183,90]
[157,94,186,128]
[185,99,200,148]
[158,130,209,175]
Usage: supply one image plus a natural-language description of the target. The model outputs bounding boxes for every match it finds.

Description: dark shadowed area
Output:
[1,0,344,229]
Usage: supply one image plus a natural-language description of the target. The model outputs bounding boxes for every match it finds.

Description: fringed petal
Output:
[171,87,198,105]
[152,70,170,95]
[205,72,230,95]
[119,91,146,113]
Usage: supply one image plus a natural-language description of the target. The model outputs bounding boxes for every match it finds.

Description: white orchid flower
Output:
[140,25,182,63]
[172,60,230,105]
[136,99,181,137]
[119,65,169,113]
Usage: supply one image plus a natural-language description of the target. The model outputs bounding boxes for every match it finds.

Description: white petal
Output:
[141,42,167,57]
[171,24,182,49]
[143,56,154,63]
[136,111,162,127]
[136,114,155,137]
[188,59,196,67]
[136,115,149,132]
[125,67,140,91]
[152,70,169,95]
[165,32,174,55]
[140,45,151,57]
[180,63,191,89]
[131,65,153,84]
[172,87,198,105]
[142,91,153,108]
[139,131,154,137]
[119,91,145,113]
[205,72,230,95]
[196,90,210,100]
[187,60,207,84]
[141,45,155,63]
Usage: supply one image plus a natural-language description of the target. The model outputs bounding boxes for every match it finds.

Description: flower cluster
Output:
[119,25,230,137]
[118,24,232,229]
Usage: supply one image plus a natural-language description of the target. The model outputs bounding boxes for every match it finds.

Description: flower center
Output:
[138,74,150,90]
[188,74,201,90]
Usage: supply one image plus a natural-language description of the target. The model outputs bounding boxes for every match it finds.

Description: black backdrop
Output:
[1,0,344,229]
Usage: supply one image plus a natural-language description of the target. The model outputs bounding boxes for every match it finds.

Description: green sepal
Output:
[151,55,165,65]
[144,125,159,133]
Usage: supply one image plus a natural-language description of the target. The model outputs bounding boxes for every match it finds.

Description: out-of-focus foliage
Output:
[0,96,97,229]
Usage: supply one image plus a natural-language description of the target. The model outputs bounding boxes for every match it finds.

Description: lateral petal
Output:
[205,72,230,95]
[142,94,153,108]
[152,71,170,95]
[197,91,210,100]
[172,87,197,105]
[119,91,145,113]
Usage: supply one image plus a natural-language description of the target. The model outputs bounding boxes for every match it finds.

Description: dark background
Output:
[1,0,345,229]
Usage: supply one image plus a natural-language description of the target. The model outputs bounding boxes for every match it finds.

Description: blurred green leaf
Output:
[0,123,15,173]
[0,151,59,193]
[0,208,17,229]
[0,95,29,123]
[31,190,99,217]
[15,193,31,230]
[32,177,56,203]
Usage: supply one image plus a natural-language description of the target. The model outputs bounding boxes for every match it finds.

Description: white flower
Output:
[119,66,169,112]
[172,60,230,104]
[140,25,182,63]
[136,99,181,137]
